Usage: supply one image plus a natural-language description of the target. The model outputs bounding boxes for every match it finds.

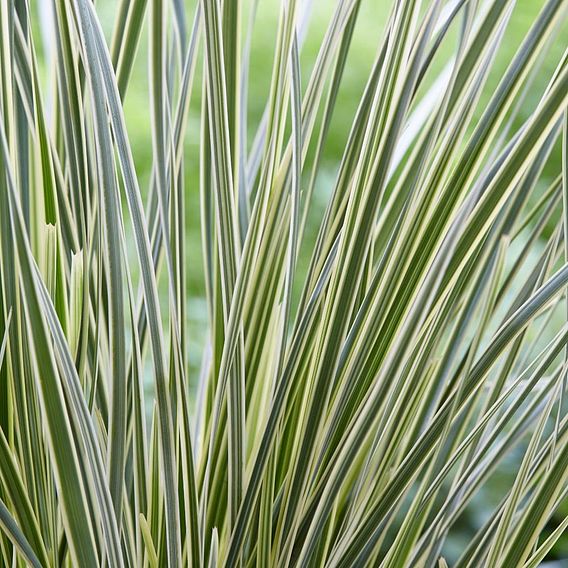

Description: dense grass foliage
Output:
[0,0,567,566]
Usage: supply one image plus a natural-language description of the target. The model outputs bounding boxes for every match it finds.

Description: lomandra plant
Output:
[0,0,568,565]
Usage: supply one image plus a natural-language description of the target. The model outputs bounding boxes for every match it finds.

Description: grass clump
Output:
[0,0,567,566]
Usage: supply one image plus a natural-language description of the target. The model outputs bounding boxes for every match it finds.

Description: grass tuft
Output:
[0,0,567,566]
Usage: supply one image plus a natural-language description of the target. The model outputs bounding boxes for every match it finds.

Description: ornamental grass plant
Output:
[0,0,568,566]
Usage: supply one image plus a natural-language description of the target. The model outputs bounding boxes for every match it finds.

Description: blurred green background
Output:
[32,0,568,563]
